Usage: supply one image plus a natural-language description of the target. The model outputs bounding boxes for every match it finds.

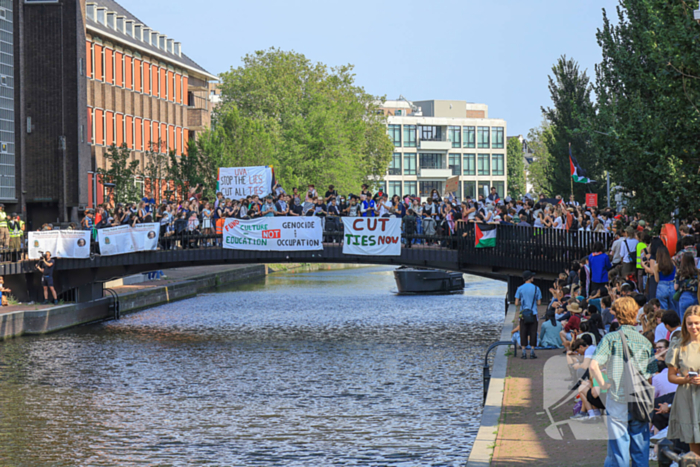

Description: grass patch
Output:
[5,295,19,306]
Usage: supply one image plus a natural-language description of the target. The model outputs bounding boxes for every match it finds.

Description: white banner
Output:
[342,217,402,256]
[223,217,323,251]
[98,223,160,256]
[217,166,273,199]
[28,230,91,260]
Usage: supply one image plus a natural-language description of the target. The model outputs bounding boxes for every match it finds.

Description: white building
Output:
[380,98,507,201]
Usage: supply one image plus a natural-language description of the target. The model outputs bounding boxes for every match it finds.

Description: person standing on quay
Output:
[665,305,700,456]
[515,270,543,359]
[590,297,657,467]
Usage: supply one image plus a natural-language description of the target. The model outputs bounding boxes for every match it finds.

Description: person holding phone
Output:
[36,251,57,305]
[665,305,700,455]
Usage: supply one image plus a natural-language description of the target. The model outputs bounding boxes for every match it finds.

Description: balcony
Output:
[419,168,453,178]
[419,139,451,151]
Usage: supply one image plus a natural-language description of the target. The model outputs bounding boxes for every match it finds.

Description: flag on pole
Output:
[570,147,594,184]
[475,223,497,248]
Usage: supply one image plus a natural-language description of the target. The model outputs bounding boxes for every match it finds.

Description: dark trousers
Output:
[652,392,675,431]
[519,318,538,349]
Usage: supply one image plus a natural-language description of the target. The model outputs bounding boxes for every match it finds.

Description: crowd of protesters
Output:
[511,211,700,465]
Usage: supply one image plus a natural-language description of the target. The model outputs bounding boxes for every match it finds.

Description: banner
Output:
[28,230,91,260]
[98,223,160,256]
[341,217,401,256]
[222,217,323,251]
[585,193,598,207]
[445,175,460,195]
[217,166,273,199]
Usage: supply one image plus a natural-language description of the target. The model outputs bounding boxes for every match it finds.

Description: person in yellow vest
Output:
[8,213,21,259]
[0,204,9,249]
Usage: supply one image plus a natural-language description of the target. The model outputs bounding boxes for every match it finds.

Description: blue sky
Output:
[119,0,619,137]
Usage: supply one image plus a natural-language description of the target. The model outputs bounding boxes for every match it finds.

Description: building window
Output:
[493,181,505,198]
[478,181,490,198]
[403,153,416,175]
[419,125,442,142]
[79,58,84,77]
[477,126,490,148]
[134,178,144,197]
[448,153,461,176]
[492,127,504,149]
[478,154,490,176]
[404,181,417,197]
[463,126,475,148]
[389,181,402,198]
[388,124,401,147]
[419,153,444,170]
[463,181,476,200]
[492,154,504,176]
[448,126,461,148]
[389,153,401,175]
[403,125,416,147]
[420,181,442,198]
[463,154,476,176]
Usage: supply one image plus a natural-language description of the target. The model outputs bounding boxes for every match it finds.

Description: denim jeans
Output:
[679,291,698,322]
[604,396,650,467]
[413,217,423,244]
[656,280,677,314]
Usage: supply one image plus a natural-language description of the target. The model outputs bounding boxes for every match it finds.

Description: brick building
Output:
[15,0,216,228]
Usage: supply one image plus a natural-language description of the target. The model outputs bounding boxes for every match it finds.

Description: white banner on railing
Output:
[97,223,160,256]
[217,166,273,199]
[341,217,402,256]
[222,217,323,251]
[28,230,91,260]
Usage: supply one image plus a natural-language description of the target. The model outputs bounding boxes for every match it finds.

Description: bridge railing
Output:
[455,223,613,275]
[4,224,611,274]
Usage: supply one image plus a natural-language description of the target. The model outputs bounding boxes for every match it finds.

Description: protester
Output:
[665,305,700,456]
[515,270,543,360]
[674,253,699,321]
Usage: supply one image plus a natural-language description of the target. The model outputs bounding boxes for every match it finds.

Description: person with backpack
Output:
[589,297,657,467]
[515,270,543,359]
[402,209,417,249]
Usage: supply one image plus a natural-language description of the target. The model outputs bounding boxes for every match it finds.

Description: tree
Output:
[506,137,526,197]
[168,142,207,200]
[212,48,393,195]
[541,56,601,200]
[97,144,141,205]
[526,121,556,196]
[594,0,700,223]
[143,141,170,203]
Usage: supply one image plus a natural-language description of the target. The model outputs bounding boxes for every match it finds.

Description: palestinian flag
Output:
[475,223,497,248]
[570,147,594,184]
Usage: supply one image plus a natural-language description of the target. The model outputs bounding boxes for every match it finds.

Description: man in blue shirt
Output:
[360,194,376,217]
[515,270,543,359]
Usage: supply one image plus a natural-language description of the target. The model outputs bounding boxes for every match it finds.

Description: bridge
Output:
[1,224,611,303]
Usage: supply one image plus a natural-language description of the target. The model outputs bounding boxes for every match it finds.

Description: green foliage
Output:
[206,48,393,195]
[97,144,141,205]
[594,0,700,223]
[541,56,601,200]
[143,141,170,203]
[526,121,556,195]
[506,137,526,197]
[168,142,206,198]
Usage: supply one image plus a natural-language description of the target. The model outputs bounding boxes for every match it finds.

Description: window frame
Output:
[478,153,490,176]
[388,124,401,147]
[403,125,417,148]
[388,152,402,175]
[477,127,490,149]
[463,154,476,176]
[448,153,461,176]
[448,126,461,148]
[492,127,504,149]
[492,153,505,176]
[463,126,475,148]
[403,152,416,175]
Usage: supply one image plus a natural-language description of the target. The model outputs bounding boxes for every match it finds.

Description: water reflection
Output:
[0,266,505,466]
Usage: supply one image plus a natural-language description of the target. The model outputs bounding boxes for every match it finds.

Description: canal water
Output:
[0,266,506,466]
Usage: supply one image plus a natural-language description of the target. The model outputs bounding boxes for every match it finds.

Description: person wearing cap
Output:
[515,271,543,359]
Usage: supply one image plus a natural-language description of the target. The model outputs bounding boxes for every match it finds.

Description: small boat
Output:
[393,266,465,295]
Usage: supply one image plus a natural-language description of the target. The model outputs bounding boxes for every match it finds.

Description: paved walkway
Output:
[490,311,608,466]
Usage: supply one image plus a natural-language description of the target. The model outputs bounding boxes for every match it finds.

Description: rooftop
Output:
[86,0,217,80]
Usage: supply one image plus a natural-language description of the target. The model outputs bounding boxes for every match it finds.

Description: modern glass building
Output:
[380,99,507,201]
